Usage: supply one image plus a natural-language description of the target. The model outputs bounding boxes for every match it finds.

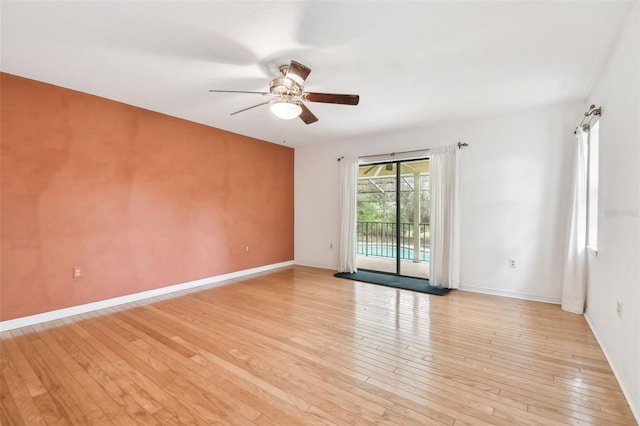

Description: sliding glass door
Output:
[398,159,430,278]
[356,158,430,279]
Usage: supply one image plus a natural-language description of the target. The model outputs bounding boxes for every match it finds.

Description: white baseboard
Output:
[0,261,294,332]
[459,285,561,305]
[584,313,640,424]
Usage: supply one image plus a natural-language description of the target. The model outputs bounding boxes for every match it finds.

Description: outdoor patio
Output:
[356,254,429,279]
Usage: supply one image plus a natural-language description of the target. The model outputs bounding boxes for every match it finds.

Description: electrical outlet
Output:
[73,267,82,278]
[616,301,623,317]
[330,243,333,249]
[245,246,249,253]
[508,259,516,268]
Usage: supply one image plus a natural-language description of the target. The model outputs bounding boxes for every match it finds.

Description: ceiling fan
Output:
[209,60,359,124]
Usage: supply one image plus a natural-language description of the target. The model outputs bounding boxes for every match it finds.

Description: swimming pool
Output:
[357,244,430,262]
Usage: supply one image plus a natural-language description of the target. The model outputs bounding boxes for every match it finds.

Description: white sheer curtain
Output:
[561,129,588,314]
[429,146,461,288]
[338,157,358,273]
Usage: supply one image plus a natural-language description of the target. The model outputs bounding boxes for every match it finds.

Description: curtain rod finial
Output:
[457,142,468,149]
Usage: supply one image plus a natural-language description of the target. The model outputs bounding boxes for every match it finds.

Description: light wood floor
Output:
[1,266,636,425]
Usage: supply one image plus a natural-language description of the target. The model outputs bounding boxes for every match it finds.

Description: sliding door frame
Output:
[395,163,401,274]
[357,156,429,277]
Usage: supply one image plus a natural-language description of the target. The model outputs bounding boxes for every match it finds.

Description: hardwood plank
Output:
[1,367,46,426]
[2,339,47,398]
[78,316,211,424]
[0,373,27,426]
[28,333,114,425]
[10,333,88,425]
[0,266,636,425]
[57,321,162,424]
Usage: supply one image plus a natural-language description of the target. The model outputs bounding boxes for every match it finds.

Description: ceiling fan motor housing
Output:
[269,77,301,96]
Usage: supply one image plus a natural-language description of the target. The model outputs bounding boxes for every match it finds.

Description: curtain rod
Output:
[337,142,468,161]
[574,104,601,134]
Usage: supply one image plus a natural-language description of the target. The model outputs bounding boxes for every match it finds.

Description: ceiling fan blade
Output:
[302,92,359,105]
[209,89,270,95]
[230,101,271,116]
[299,103,318,125]
[285,60,311,86]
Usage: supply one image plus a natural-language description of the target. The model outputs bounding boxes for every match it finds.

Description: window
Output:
[586,120,599,250]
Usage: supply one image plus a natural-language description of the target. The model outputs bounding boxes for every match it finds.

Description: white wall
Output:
[295,100,583,303]
[584,3,639,420]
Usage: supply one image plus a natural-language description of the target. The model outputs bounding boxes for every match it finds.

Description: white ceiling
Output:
[1,1,634,147]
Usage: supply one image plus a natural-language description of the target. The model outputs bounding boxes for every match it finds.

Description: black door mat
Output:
[334,269,449,296]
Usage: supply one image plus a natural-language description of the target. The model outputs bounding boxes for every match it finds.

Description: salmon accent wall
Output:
[0,73,294,321]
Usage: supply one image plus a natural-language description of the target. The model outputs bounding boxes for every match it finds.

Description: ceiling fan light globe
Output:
[270,101,302,120]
